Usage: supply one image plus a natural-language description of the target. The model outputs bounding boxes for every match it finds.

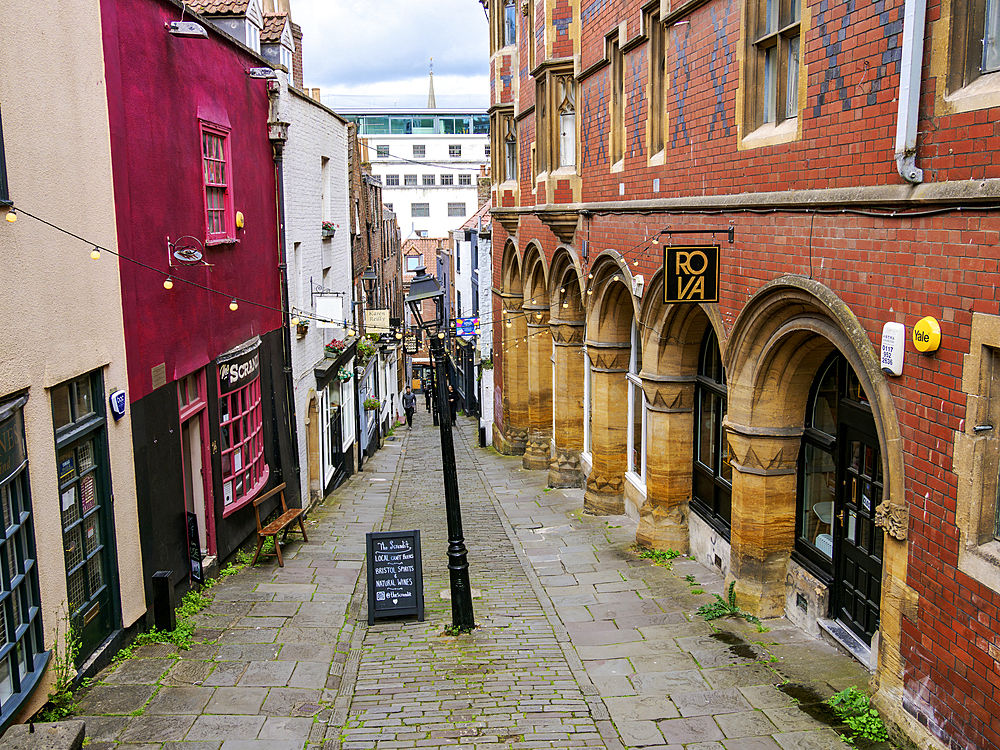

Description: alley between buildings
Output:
[72,412,871,750]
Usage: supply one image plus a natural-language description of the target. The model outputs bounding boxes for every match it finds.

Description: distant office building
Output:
[339,106,489,239]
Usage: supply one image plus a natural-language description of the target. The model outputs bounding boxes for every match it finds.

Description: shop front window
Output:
[0,396,46,729]
[798,357,838,565]
[218,341,269,515]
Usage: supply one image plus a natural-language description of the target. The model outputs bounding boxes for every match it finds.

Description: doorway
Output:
[179,372,214,564]
[834,409,884,645]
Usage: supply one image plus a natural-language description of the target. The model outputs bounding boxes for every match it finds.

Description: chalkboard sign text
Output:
[366,530,424,625]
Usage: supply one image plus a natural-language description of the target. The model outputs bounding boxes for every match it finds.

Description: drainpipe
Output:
[894,0,927,184]
[267,90,301,499]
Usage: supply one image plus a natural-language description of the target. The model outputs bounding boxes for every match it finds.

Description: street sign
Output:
[366,530,424,625]
[248,67,277,79]
[663,245,720,304]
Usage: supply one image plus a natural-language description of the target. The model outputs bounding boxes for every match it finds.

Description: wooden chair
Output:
[251,482,308,567]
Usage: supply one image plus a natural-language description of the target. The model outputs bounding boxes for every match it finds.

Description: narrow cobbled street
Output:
[74,408,873,750]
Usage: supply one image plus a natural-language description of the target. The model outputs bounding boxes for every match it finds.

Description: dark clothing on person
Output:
[402,391,416,427]
[448,387,458,423]
[423,387,432,411]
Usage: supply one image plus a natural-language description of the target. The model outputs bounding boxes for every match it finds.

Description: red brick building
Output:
[486,0,1000,746]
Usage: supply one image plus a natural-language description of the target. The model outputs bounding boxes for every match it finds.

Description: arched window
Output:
[691,328,731,534]
[798,356,838,568]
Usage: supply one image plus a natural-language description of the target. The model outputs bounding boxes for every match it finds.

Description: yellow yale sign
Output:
[912,316,941,353]
[663,245,721,304]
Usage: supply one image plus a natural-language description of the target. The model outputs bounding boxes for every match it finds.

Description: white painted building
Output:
[338,108,489,239]
[272,70,357,504]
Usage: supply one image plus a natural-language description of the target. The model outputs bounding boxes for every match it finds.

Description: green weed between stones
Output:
[826,686,889,743]
[114,557,250,661]
[695,581,762,626]
[633,546,681,568]
[35,609,82,721]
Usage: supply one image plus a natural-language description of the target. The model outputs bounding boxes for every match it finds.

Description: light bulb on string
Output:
[4,210,16,223]
[587,288,593,295]
[90,246,101,260]
[229,298,239,311]
[563,300,569,308]
[163,276,174,290]
[588,272,593,279]
[290,313,300,326]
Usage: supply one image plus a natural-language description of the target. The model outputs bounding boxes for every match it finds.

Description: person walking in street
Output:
[402,387,417,429]
[448,384,458,424]
[423,384,432,412]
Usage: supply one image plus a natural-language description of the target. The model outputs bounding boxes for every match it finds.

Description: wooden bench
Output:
[252,482,308,567]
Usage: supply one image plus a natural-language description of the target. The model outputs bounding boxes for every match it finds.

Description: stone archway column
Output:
[523,307,553,470]
[584,342,630,515]
[549,320,585,487]
[726,426,801,618]
[499,293,529,455]
[637,374,695,552]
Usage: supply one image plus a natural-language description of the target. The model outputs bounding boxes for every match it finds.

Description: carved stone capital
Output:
[537,210,580,245]
[587,344,631,372]
[584,473,625,515]
[874,501,908,540]
[727,431,800,476]
[552,323,585,346]
[641,378,694,413]
[500,295,524,313]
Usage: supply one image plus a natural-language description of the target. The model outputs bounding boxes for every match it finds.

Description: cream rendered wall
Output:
[0,0,145,716]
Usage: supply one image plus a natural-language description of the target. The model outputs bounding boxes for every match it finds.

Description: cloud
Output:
[292,0,489,106]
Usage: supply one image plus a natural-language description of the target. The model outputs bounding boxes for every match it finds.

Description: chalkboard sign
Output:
[366,530,424,625]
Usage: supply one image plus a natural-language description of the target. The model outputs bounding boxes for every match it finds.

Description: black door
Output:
[833,408,884,645]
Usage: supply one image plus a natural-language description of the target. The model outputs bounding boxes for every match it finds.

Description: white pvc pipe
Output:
[895,0,927,183]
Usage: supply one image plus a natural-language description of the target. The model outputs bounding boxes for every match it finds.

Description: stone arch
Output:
[522,242,553,469]
[582,251,641,515]
[497,239,528,454]
[633,270,727,551]
[548,247,587,487]
[722,275,906,680]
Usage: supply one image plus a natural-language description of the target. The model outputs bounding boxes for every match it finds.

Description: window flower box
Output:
[322,221,338,239]
[363,397,381,412]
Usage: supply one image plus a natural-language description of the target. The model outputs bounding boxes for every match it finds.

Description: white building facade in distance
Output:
[339,108,489,239]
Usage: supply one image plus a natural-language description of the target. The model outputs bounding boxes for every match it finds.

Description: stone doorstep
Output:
[817,619,874,671]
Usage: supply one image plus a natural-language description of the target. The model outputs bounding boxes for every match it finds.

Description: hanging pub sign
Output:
[218,337,261,395]
[366,309,390,336]
[663,245,721,304]
[403,333,420,354]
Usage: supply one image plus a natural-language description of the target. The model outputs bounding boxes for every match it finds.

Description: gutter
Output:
[894,0,928,183]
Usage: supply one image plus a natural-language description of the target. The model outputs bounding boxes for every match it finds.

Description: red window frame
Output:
[200,121,236,244]
[219,374,268,517]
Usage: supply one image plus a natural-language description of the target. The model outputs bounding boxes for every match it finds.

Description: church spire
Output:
[427,58,436,109]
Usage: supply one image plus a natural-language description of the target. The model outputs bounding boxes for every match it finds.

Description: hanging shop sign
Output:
[218,337,261,395]
[366,309,390,336]
[912,316,941,353]
[663,245,720,304]
[366,530,424,625]
[403,333,420,354]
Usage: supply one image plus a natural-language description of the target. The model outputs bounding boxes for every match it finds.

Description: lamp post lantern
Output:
[405,266,475,631]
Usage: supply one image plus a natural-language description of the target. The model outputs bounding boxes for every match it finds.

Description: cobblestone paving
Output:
[72,407,874,750]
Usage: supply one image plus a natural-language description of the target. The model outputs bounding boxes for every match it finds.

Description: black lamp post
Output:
[405,266,475,631]
[361,267,378,305]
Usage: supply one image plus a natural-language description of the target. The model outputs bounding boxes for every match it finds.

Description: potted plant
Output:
[296,319,309,338]
[356,337,377,366]
[325,338,348,357]
[322,221,338,239]
[363,397,381,412]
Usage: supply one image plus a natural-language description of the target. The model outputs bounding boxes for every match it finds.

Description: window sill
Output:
[206,237,240,247]
[740,117,798,150]
[958,537,1000,597]
[221,465,271,518]
[943,70,1000,114]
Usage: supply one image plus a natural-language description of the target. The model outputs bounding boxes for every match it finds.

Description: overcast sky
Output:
[291,0,490,110]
